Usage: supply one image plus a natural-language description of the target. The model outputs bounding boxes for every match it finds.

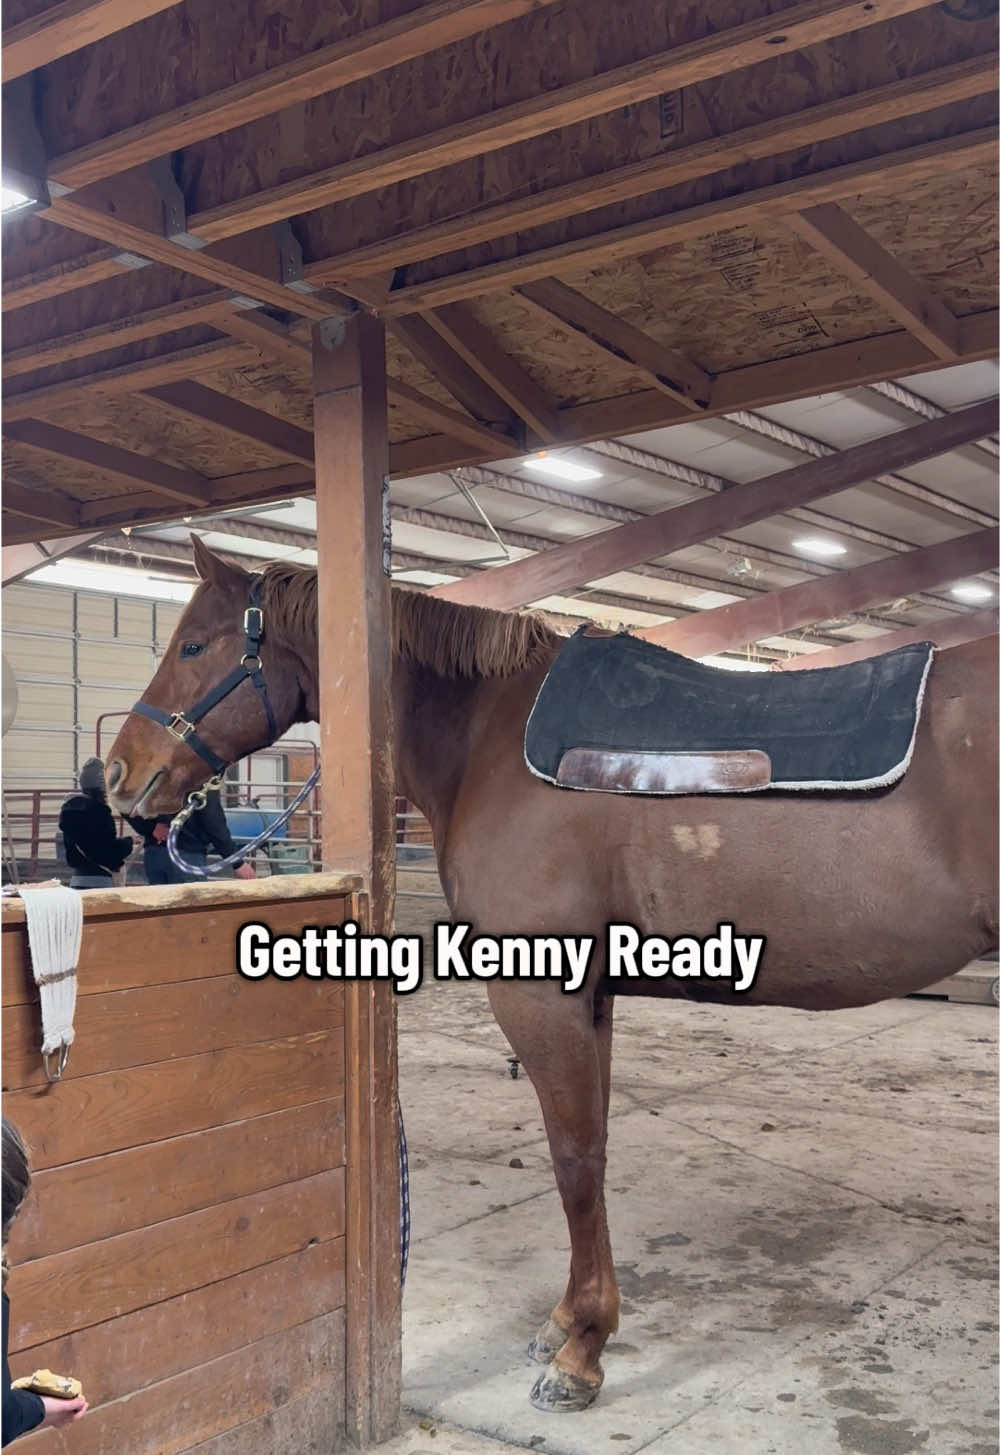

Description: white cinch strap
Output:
[19,886,82,1081]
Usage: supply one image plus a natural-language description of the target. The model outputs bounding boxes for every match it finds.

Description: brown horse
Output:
[107,539,998,1413]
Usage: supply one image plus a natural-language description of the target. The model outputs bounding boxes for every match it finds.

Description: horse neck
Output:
[391,655,486,846]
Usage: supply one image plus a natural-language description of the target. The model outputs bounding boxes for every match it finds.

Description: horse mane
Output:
[256,563,563,678]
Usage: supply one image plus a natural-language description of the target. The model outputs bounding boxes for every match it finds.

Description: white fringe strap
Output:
[19,886,83,1080]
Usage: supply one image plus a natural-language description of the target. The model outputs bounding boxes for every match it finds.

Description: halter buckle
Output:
[244,605,264,639]
[166,712,195,740]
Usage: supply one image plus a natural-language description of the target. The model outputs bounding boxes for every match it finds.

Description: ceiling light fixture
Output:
[792,536,848,559]
[1,184,33,215]
[522,452,602,483]
[950,581,994,604]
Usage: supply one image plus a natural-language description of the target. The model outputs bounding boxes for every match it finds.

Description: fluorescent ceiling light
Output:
[522,452,601,483]
[792,536,848,559]
[950,581,993,604]
[1,185,33,215]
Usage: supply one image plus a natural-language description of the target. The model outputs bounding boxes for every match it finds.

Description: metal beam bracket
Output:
[273,220,319,294]
[149,155,206,249]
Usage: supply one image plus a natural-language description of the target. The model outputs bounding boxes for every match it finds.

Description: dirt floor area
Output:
[383,868,999,1455]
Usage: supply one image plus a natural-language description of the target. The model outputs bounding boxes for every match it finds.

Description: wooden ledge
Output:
[1,872,365,924]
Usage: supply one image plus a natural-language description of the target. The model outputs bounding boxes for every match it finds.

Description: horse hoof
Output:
[529,1362,602,1413]
[527,1318,569,1364]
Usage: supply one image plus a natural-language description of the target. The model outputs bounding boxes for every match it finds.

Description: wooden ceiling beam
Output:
[2,530,109,584]
[644,527,999,656]
[777,607,999,669]
[40,193,349,322]
[3,480,82,530]
[2,291,234,379]
[517,279,711,411]
[786,203,961,359]
[390,310,997,478]
[185,0,945,244]
[5,418,214,505]
[423,304,561,442]
[2,248,141,313]
[389,316,520,432]
[382,128,997,312]
[74,464,316,526]
[3,338,255,420]
[428,401,999,610]
[2,0,182,80]
[387,379,517,458]
[141,380,316,463]
[311,55,997,286]
[47,0,564,190]
[212,309,312,370]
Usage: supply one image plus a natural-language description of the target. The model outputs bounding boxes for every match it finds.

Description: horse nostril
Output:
[106,759,125,793]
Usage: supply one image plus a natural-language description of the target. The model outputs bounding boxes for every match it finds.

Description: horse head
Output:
[106,537,307,817]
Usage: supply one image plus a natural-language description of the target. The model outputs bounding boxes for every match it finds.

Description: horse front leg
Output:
[488,983,618,1412]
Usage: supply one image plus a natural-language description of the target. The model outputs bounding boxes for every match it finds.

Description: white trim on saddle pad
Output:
[523,646,935,796]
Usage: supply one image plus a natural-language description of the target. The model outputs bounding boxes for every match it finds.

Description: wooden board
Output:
[2,879,356,1454]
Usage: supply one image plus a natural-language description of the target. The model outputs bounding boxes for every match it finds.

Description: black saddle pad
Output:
[525,629,934,794]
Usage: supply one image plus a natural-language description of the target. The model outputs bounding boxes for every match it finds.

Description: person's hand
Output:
[41,1395,88,1427]
[152,822,169,844]
[234,863,256,880]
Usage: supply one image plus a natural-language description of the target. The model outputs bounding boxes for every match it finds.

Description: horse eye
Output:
[180,642,204,658]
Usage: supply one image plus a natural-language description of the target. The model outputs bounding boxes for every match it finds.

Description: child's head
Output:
[2,1118,31,1245]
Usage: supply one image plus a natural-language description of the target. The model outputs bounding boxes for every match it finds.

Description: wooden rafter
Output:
[5,419,213,506]
[74,464,317,526]
[381,128,997,313]
[786,204,961,359]
[185,0,946,244]
[389,316,519,431]
[2,0,182,80]
[423,304,561,442]
[2,292,234,379]
[2,530,109,585]
[2,248,139,314]
[3,337,255,420]
[429,401,999,609]
[386,379,517,457]
[214,311,312,370]
[644,528,999,655]
[517,280,711,411]
[310,55,997,286]
[142,381,316,463]
[40,193,347,323]
[3,480,82,529]
[47,0,564,190]
[778,607,999,669]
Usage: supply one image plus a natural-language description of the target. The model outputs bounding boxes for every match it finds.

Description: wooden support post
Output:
[312,311,400,1446]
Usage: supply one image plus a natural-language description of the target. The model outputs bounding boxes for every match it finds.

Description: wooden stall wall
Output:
[2,876,359,1455]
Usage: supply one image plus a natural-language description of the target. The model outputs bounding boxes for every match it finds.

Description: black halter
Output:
[131,581,277,776]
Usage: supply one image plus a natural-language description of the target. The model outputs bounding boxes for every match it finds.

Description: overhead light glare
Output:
[792,536,848,559]
[1,184,33,215]
[950,581,993,604]
[522,451,602,483]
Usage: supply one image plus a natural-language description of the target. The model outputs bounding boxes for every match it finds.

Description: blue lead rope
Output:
[399,1099,410,1288]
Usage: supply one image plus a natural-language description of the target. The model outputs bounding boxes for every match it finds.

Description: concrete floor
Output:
[389,873,998,1455]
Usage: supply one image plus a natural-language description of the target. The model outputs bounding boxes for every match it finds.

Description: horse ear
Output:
[190,534,250,590]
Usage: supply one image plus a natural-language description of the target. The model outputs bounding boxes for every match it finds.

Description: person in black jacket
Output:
[57,758,133,889]
[127,788,256,885]
[3,1118,87,1444]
